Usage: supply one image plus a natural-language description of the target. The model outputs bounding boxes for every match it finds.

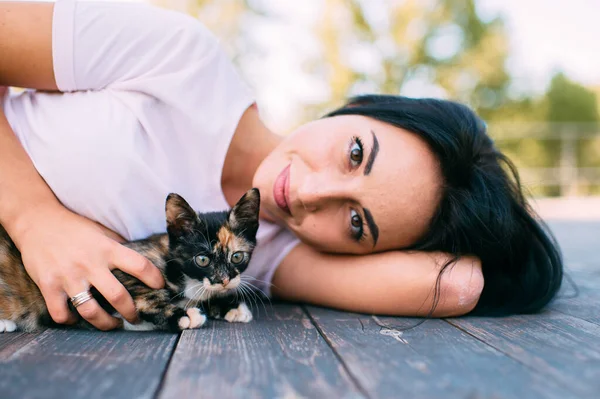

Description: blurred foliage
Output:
[152,0,599,196]
[307,0,512,120]
[547,73,598,124]
[491,73,600,195]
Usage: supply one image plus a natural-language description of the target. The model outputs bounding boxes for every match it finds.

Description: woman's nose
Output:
[297,173,352,211]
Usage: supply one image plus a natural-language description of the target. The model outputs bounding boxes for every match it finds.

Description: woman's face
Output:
[253,115,443,254]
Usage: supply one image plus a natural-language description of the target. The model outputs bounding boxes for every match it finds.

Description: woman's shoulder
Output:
[52,0,256,119]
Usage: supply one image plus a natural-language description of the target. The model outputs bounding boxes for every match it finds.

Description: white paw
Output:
[178,316,191,330]
[186,308,207,329]
[224,303,253,323]
[123,320,157,331]
[0,319,17,333]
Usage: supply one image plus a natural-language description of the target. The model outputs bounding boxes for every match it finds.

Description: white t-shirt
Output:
[2,0,299,295]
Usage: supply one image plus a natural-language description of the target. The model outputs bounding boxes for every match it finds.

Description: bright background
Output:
[15,0,600,205]
[148,0,600,200]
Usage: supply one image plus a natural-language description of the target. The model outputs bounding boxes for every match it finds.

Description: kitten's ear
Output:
[229,188,260,238]
[166,193,198,237]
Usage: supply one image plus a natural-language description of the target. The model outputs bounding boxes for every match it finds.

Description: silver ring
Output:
[69,290,94,308]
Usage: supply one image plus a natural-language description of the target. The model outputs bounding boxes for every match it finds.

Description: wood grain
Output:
[0,328,177,399]
[551,269,600,325]
[448,310,600,399]
[158,303,362,399]
[546,221,600,269]
[306,306,576,399]
[0,331,42,360]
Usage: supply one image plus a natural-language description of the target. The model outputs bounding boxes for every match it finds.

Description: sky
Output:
[477,0,600,92]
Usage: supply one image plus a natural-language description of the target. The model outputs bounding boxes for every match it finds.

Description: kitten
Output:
[0,189,260,333]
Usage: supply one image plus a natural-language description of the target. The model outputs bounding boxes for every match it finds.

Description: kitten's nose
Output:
[222,277,230,287]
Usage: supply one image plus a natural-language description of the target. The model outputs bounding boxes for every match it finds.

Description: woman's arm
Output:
[272,244,483,317]
[0,3,163,330]
[0,98,164,330]
[0,2,57,90]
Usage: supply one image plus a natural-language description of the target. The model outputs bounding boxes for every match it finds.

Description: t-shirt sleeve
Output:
[52,0,223,92]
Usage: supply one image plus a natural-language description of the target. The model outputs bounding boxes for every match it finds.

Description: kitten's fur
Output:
[0,189,260,333]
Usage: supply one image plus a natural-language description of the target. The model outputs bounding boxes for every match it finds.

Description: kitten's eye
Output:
[349,137,364,168]
[231,251,246,264]
[194,255,210,267]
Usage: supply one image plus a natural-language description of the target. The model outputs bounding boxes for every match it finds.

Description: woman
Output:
[0,1,562,331]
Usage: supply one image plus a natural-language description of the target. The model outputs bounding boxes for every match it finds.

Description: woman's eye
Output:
[349,209,364,241]
[231,251,246,264]
[349,137,363,167]
[194,255,210,267]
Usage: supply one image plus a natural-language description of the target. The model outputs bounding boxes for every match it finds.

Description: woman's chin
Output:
[259,208,278,223]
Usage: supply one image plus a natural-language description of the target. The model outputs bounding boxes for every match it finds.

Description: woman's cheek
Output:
[294,220,343,252]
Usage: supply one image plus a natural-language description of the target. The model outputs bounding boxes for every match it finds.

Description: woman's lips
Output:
[273,164,292,216]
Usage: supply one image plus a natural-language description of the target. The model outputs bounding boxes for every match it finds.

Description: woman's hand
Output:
[1,3,166,329]
[2,80,164,331]
[14,203,164,330]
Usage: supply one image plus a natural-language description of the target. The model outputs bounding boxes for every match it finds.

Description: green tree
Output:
[307,0,511,120]
[546,72,598,124]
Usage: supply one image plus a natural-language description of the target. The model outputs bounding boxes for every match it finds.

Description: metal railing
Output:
[489,123,600,196]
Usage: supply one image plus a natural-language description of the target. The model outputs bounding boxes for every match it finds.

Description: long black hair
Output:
[325,95,563,316]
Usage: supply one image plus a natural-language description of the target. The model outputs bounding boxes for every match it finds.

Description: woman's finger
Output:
[91,271,138,324]
[110,243,164,289]
[66,284,120,331]
[40,286,77,325]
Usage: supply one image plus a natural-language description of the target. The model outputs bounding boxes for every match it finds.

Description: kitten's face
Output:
[165,189,260,298]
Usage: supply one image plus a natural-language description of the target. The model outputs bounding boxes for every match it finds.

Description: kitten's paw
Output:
[0,320,17,333]
[177,308,207,330]
[224,303,253,323]
[177,316,191,330]
[186,308,207,329]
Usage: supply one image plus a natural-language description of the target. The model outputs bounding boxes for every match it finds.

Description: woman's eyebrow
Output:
[364,130,379,176]
[363,207,379,247]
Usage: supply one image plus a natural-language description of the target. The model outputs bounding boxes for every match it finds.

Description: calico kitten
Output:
[0,189,260,333]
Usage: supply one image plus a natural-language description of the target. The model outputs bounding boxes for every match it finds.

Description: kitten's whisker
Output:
[185,285,204,310]
[240,283,263,316]
[241,281,270,316]
[195,287,208,308]
[183,290,196,310]
[174,282,203,302]
[236,287,248,313]
[235,286,246,310]
[241,280,271,304]
[237,284,255,314]
[241,275,278,291]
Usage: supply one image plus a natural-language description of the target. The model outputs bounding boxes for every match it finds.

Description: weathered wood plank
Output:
[551,269,600,325]
[306,306,575,399]
[546,221,600,269]
[543,221,600,325]
[158,303,362,399]
[0,331,42,360]
[0,328,178,399]
[448,311,600,399]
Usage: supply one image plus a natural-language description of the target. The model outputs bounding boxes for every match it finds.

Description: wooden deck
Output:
[1,220,598,399]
